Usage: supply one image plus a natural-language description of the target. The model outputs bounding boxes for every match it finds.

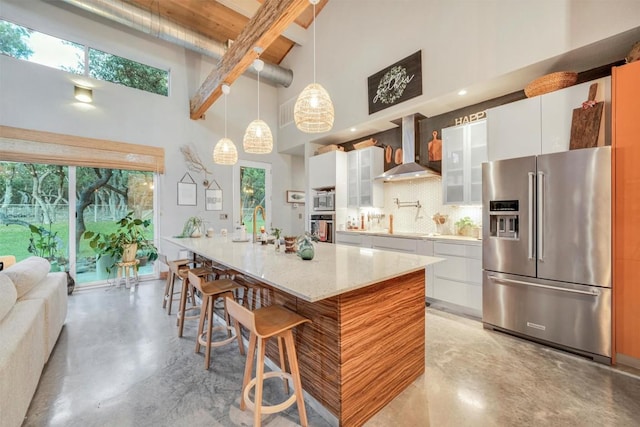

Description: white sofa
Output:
[0,256,68,427]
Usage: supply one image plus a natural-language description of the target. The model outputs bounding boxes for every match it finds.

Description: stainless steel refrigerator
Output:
[482,146,612,364]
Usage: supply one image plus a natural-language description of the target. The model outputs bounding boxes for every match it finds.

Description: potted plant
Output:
[83,211,158,274]
[27,224,64,271]
[454,216,477,237]
[271,227,282,251]
[180,216,204,237]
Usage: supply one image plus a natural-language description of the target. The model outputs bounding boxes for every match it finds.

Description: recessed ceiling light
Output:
[350,127,357,132]
[458,89,467,96]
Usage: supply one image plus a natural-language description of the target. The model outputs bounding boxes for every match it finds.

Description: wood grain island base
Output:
[163,237,438,426]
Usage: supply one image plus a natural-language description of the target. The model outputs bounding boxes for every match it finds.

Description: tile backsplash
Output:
[347,178,482,235]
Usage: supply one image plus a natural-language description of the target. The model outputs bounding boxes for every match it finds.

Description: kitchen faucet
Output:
[252,205,265,243]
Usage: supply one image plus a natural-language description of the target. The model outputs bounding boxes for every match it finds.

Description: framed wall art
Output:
[368,50,422,115]
[286,190,305,204]
[177,172,197,206]
[205,180,223,211]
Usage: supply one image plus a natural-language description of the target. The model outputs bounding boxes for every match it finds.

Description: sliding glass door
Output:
[0,161,156,286]
[0,162,69,270]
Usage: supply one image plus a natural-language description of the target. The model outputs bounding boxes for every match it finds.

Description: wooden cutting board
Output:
[570,83,604,150]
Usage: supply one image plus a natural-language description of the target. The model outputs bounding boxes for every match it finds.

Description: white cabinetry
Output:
[417,240,435,298]
[371,236,417,253]
[347,147,384,208]
[335,232,372,247]
[487,77,611,162]
[431,241,482,316]
[309,150,347,190]
[442,120,487,205]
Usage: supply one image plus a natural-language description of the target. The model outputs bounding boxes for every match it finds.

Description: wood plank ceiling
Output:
[123,0,327,118]
[124,0,327,65]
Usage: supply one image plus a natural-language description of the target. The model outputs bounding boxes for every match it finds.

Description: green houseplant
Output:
[180,216,204,237]
[27,224,65,271]
[84,211,158,273]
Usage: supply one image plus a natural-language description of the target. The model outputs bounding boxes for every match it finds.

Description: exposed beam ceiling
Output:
[189,0,311,120]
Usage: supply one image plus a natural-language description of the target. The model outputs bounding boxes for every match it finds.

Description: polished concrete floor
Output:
[24,280,640,426]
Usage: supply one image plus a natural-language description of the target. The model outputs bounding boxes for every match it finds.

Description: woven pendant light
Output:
[244,58,273,154]
[213,84,238,165]
[294,0,334,133]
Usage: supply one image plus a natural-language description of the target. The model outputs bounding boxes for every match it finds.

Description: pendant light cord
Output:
[257,68,260,120]
[224,93,228,138]
[313,2,316,84]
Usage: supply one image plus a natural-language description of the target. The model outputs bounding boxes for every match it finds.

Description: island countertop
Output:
[164,236,441,302]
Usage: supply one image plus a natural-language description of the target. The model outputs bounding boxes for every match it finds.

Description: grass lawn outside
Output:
[0,220,155,263]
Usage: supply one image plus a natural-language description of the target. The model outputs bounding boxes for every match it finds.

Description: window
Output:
[233,161,272,239]
[0,161,156,286]
[0,19,169,96]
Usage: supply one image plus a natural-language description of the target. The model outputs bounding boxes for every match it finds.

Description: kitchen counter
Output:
[163,235,439,426]
[164,236,440,302]
[336,229,482,244]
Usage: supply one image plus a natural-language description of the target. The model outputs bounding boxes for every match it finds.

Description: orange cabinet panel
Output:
[613,60,640,361]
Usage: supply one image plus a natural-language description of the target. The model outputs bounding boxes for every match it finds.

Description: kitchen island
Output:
[164,236,441,427]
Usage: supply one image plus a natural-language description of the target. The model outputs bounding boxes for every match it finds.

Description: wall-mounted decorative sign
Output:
[368,50,422,115]
[286,190,305,204]
[205,180,223,211]
[177,172,197,206]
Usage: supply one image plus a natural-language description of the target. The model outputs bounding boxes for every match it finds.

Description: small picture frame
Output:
[205,188,223,211]
[286,190,305,204]
[177,173,197,206]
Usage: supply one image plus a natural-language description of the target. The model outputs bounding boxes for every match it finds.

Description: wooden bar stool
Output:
[159,254,191,311]
[187,271,245,370]
[226,297,311,427]
[176,266,212,337]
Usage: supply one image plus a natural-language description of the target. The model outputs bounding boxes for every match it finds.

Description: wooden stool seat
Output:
[176,266,212,337]
[188,272,245,370]
[226,298,311,427]
[160,255,192,314]
[115,260,139,291]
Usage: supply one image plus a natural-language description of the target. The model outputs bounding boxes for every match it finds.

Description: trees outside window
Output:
[0,161,155,284]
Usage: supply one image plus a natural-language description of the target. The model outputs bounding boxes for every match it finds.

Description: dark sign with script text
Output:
[368,51,422,115]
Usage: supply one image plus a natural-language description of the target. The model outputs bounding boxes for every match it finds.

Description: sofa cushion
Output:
[0,256,50,299]
[0,275,17,322]
[0,299,46,427]
[20,272,68,361]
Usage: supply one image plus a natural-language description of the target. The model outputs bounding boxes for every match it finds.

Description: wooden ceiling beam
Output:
[189,0,309,120]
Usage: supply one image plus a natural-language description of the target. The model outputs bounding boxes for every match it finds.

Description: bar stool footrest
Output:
[197,326,237,348]
[243,372,296,414]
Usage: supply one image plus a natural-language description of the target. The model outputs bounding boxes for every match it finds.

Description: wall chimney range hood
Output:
[376,114,441,181]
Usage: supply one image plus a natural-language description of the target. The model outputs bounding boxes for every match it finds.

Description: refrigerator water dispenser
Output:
[489,200,519,239]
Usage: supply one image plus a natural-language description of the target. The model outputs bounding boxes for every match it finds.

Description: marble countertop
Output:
[164,236,442,302]
[336,230,482,244]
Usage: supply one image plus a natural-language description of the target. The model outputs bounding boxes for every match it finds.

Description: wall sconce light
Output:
[74,85,93,103]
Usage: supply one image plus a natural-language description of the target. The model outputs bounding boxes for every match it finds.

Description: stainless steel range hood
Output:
[376,114,441,181]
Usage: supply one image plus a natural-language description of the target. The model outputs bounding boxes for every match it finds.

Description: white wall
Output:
[277,0,640,153]
[0,0,299,258]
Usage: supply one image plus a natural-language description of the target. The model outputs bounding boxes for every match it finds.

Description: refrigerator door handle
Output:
[528,172,535,260]
[487,275,601,296]
[537,171,545,262]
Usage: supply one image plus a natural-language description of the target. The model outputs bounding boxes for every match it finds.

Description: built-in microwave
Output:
[313,191,335,211]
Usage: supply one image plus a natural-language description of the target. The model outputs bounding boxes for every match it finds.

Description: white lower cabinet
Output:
[431,241,482,316]
[417,240,434,298]
[371,236,417,253]
[335,232,371,248]
[335,232,362,246]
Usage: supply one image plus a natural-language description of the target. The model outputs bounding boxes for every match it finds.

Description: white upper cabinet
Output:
[487,97,541,161]
[347,146,384,208]
[442,120,487,205]
[309,150,346,190]
[487,77,611,162]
